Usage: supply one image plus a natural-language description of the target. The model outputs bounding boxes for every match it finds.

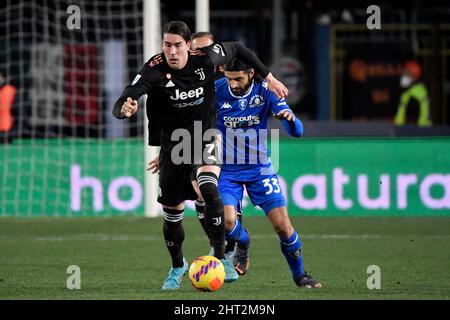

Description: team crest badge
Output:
[195,68,205,81]
[238,99,248,110]
[249,95,264,107]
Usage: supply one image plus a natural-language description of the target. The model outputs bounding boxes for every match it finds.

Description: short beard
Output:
[232,77,253,96]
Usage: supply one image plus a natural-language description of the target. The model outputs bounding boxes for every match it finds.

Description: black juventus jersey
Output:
[113,42,270,150]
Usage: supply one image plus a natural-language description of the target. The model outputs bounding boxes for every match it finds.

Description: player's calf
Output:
[195,199,213,247]
[197,172,226,260]
[162,208,185,268]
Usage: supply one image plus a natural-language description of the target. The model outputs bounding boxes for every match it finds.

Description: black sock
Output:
[162,208,185,268]
[197,172,225,260]
[195,200,212,246]
[225,239,236,254]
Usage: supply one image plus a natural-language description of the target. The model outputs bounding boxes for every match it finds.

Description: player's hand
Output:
[121,97,138,118]
[265,73,289,99]
[276,110,295,122]
[147,155,160,174]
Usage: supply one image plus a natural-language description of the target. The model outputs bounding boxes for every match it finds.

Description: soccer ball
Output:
[189,255,225,291]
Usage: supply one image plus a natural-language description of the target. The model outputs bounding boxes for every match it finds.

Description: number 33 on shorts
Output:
[262,177,281,195]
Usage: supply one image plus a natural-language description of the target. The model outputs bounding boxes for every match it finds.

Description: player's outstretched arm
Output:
[276,109,304,138]
[206,42,288,98]
[112,64,153,119]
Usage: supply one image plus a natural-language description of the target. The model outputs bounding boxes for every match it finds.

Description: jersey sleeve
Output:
[202,42,270,79]
[146,96,161,146]
[112,56,158,119]
[266,85,304,138]
[280,116,303,138]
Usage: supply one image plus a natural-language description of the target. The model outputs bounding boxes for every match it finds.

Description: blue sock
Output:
[226,219,250,248]
[280,230,304,278]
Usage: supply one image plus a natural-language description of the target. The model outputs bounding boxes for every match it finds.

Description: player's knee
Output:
[223,205,237,231]
[197,172,220,204]
[276,225,294,239]
[162,207,184,223]
[268,207,292,237]
[224,215,235,231]
[272,218,293,239]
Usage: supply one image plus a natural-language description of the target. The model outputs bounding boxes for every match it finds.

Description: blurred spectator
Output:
[0,71,17,143]
[394,61,432,127]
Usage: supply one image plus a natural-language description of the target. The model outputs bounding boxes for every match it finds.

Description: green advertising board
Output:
[1,137,449,217]
[277,137,450,216]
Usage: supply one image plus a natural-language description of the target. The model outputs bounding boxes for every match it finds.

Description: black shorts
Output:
[157,139,221,207]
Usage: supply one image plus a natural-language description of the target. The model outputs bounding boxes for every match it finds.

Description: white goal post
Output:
[143,0,161,218]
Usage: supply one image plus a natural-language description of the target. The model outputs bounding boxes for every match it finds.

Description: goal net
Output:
[0,0,159,217]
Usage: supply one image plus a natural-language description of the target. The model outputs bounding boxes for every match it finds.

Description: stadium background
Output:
[1,0,449,217]
[0,0,449,300]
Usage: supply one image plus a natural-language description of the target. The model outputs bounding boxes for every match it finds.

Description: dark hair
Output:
[223,58,252,72]
[224,57,264,83]
[163,21,191,42]
[191,31,214,42]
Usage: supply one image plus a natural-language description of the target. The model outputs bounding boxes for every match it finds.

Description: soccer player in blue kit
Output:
[216,58,321,288]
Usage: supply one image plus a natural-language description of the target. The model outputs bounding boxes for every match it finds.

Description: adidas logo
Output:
[221,102,232,109]
[165,80,175,88]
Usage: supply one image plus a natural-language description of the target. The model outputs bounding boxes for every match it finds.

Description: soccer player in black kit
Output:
[113,21,288,290]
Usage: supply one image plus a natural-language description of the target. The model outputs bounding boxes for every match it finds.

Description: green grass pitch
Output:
[0,216,449,300]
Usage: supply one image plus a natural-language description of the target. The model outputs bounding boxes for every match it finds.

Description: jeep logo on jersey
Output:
[195,68,205,81]
[170,87,204,100]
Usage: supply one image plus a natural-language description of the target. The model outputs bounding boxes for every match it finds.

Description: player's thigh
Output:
[158,152,197,206]
[245,174,287,215]
[219,173,244,208]
[194,135,221,177]
[162,203,185,211]
[190,180,203,202]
